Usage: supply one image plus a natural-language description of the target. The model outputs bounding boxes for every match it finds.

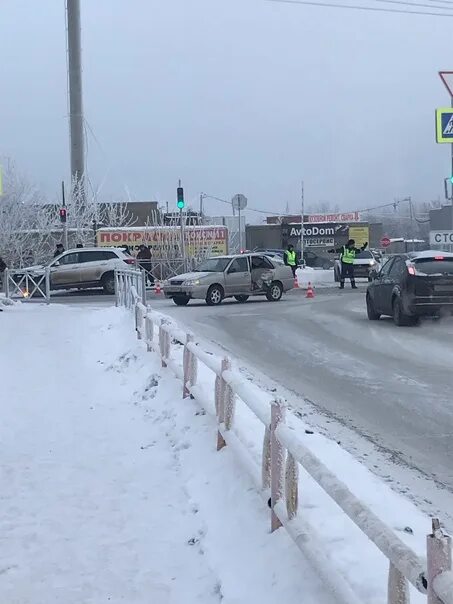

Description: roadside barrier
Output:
[118,275,453,604]
[3,267,51,303]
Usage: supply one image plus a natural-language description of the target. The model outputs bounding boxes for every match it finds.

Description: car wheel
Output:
[206,285,224,306]
[102,273,115,295]
[366,294,381,320]
[173,295,190,306]
[234,295,249,303]
[392,297,417,327]
[266,281,283,302]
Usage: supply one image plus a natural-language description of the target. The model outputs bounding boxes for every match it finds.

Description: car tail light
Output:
[434,256,445,260]
[123,257,135,265]
[407,264,416,275]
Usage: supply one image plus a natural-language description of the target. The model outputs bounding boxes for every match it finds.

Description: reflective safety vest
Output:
[286,250,297,266]
[341,246,356,264]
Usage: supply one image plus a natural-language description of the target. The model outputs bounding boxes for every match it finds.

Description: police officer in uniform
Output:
[329,239,368,289]
[284,244,297,277]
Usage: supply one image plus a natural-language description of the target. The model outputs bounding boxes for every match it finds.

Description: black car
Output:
[366,251,453,326]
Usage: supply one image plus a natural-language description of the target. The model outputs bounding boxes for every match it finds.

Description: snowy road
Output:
[151,289,453,523]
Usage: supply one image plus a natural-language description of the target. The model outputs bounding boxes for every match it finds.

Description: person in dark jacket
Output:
[329,239,368,289]
[136,245,154,285]
[283,244,298,277]
[53,243,65,258]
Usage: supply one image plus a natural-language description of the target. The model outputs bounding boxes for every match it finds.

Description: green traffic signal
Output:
[177,186,185,210]
[450,175,453,185]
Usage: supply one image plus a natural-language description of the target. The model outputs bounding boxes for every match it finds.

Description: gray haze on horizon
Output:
[1,0,452,219]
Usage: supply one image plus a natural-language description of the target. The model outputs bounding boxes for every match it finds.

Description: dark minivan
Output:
[366,251,453,326]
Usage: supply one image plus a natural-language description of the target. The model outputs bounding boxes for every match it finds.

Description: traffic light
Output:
[59,208,67,223]
[450,175,453,184]
[177,186,185,210]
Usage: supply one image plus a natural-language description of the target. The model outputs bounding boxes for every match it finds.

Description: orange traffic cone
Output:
[155,281,162,295]
[306,282,315,299]
[294,274,299,288]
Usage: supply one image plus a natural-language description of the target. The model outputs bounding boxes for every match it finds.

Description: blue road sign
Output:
[436,108,453,143]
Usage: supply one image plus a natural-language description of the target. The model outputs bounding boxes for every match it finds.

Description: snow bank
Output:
[0,303,334,604]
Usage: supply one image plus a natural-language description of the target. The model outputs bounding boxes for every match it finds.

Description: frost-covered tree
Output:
[0,158,54,267]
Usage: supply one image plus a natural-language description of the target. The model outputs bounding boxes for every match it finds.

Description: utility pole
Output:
[66,0,85,202]
[199,193,205,224]
[450,96,453,237]
[61,181,69,250]
[177,180,186,272]
[300,181,305,266]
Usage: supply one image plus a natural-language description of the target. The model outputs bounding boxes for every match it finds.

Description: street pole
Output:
[179,179,186,272]
[451,96,453,246]
[238,206,242,252]
[199,193,204,224]
[61,181,69,250]
[300,180,305,266]
[66,0,85,203]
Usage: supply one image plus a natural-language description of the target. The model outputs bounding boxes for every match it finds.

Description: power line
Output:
[267,0,453,16]
[374,0,453,11]
[202,193,411,219]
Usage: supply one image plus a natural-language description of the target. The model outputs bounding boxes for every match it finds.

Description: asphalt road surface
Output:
[29,285,453,523]
[152,287,453,519]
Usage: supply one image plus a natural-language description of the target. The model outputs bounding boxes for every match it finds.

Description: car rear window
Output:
[355,251,373,259]
[413,258,453,275]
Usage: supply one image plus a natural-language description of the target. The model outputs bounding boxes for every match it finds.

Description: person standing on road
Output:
[329,239,368,289]
[284,244,298,277]
[137,244,154,285]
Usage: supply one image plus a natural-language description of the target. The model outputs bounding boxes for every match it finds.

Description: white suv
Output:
[25,247,135,294]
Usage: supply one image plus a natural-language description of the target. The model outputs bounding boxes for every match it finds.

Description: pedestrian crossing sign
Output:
[436,108,453,143]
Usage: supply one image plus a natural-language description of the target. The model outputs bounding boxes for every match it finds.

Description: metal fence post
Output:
[216,358,230,451]
[114,270,119,307]
[223,358,235,431]
[270,399,285,532]
[183,334,194,398]
[45,267,51,304]
[145,315,154,352]
[135,303,142,340]
[141,269,147,306]
[388,562,410,604]
[427,519,452,604]
[159,320,170,368]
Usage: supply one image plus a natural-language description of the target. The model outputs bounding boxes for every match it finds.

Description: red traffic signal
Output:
[59,208,67,223]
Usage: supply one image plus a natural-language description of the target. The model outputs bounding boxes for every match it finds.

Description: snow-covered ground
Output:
[0,302,439,603]
[0,303,335,603]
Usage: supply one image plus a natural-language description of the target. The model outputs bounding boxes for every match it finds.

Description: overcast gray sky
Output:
[1,0,453,217]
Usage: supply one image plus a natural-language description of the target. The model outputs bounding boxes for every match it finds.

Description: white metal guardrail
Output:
[3,267,51,303]
[114,267,146,308]
[118,280,453,604]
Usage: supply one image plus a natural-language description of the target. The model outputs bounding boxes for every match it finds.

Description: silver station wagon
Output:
[163,253,294,306]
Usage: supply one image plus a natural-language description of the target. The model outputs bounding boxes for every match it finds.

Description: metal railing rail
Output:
[3,267,51,303]
[117,280,453,604]
[114,267,146,308]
